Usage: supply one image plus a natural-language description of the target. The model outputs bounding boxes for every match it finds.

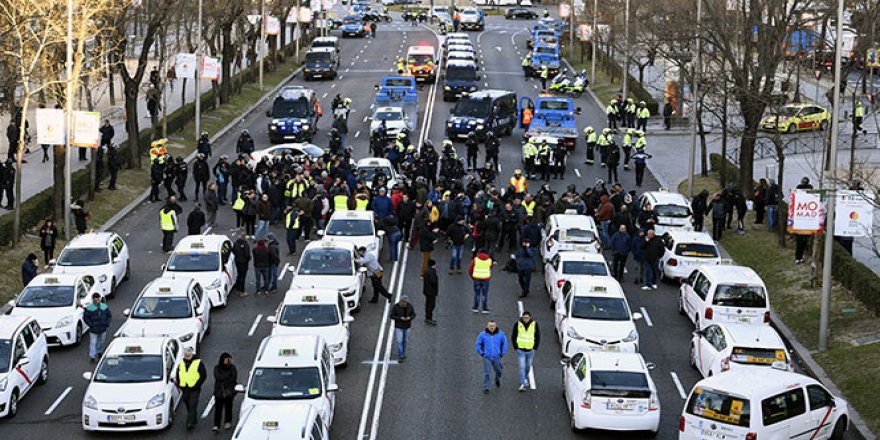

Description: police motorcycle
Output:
[548,69,588,98]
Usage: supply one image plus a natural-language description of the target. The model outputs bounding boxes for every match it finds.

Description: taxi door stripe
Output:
[15,367,32,385]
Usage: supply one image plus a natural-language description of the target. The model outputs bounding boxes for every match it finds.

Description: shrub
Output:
[832,241,880,315]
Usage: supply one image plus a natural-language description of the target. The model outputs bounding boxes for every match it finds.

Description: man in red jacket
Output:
[469,249,493,314]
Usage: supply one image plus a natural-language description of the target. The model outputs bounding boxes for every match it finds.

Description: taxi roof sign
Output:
[302,295,319,302]
[262,421,280,430]
[190,242,205,249]
[591,285,608,292]
[44,277,60,284]
[158,287,172,293]
[124,345,144,354]
[278,348,298,356]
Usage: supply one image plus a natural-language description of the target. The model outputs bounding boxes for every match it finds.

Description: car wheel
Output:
[75,323,83,346]
[786,123,796,134]
[689,343,698,369]
[109,277,117,299]
[123,263,130,281]
[831,417,847,440]
[37,356,48,385]
[569,404,579,432]
[164,403,174,429]
[7,390,18,418]
[819,120,828,131]
[678,296,686,315]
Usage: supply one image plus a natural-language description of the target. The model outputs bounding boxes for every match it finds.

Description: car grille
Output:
[98,421,149,428]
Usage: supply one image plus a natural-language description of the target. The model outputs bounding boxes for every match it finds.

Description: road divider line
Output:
[363,116,369,123]
[278,262,290,281]
[248,314,263,337]
[354,131,361,138]
[574,169,581,177]
[322,92,328,98]
[670,372,687,399]
[517,301,537,390]
[639,307,653,327]
[331,83,336,89]
[202,225,213,235]
[200,396,215,419]
[44,386,72,415]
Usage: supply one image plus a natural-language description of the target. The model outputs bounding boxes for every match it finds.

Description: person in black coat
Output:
[232,234,251,296]
[641,229,665,289]
[187,204,206,235]
[422,259,439,325]
[418,225,438,277]
[397,194,416,242]
[212,353,237,431]
[39,219,58,264]
[21,253,38,286]
[389,296,416,361]
[174,157,188,201]
[107,144,121,190]
[707,192,727,241]
[691,190,709,232]
[192,154,210,201]
[71,199,89,234]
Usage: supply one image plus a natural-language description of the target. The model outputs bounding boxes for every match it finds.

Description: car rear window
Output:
[730,347,787,366]
[675,243,718,258]
[712,284,767,308]
[562,261,608,276]
[590,371,651,398]
[686,387,751,427]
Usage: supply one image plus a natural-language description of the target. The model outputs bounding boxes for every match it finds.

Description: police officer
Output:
[192,153,210,201]
[149,159,163,202]
[539,65,549,90]
[163,154,176,198]
[511,311,540,392]
[521,54,531,77]
[537,139,551,182]
[605,99,619,132]
[583,126,597,165]
[552,141,567,179]
[177,347,207,430]
[632,134,652,187]
[160,195,183,252]
[485,131,500,171]
[854,101,865,133]
[606,137,621,183]
[597,128,612,167]
[636,101,651,131]
[174,156,188,201]
[624,98,636,128]
[522,139,537,178]
[197,131,212,157]
[466,132,480,171]
[107,143,121,190]
[235,129,254,155]
[622,129,634,170]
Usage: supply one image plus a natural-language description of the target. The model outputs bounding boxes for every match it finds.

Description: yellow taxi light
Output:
[278,348,298,356]
[124,346,144,354]
[44,277,60,284]
[262,421,280,430]
[302,295,319,302]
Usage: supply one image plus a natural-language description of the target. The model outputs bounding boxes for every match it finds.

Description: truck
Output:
[371,76,419,137]
[459,7,485,31]
[267,86,320,143]
[518,94,580,151]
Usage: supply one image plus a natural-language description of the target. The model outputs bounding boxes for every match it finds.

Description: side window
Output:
[712,328,727,351]
[694,274,711,300]
[544,223,553,235]
[82,275,95,291]
[221,241,232,265]
[76,281,89,300]
[762,388,807,426]
[685,270,699,285]
[574,356,587,381]
[807,385,833,411]
[13,336,26,365]
[190,288,202,312]
[113,237,124,253]
[311,415,324,440]
[110,244,119,259]
[29,321,42,338]
[551,254,561,271]
[168,339,180,359]
[20,323,36,348]
[164,345,175,380]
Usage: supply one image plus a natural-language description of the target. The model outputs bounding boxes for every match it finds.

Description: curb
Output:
[99,66,303,233]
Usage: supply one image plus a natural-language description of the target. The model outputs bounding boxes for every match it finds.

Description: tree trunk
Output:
[53,143,65,223]
[12,95,31,247]
[697,98,708,176]
[123,82,142,169]
[776,153,786,248]
[221,27,234,104]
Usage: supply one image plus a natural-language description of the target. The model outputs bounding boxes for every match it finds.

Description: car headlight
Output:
[0,377,7,392]
[476,125,485,131]
[567,327,583,340]
[339,287,355,297]
[624,329,638,343]
[83,394,98,410]
[269,125,278,131]
[367,242,378,251]
[98,274,108,283]
[444,86,451,91]
[302,124,310,131]
[446,122,453,127]
[469,86,477,91]
[209,278,222,289]
[179,332,195,342]
[56,315,75,328]
[146,393,165,409]
[329,343,343,352]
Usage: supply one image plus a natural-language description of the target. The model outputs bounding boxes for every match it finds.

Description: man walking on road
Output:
[641,229,664,290]
[609,224,633,281]
[252,239,272,296]
[82,292,111,363]
[476,320,507,394]
[390,296,416,362]
[423,259,438,325]
[514,239,536,297]
[232,234,250,296]
[177,347,207,430]
[469,248,493,314]
[511,311,540,392]
[356,246,393,303]
[160,195,183,252]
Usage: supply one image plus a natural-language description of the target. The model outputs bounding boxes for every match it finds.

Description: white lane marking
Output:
[338,76,343,80]
[278,262,290,281]
[124,232,130,236]
[361,359,399,365]
[200,396,215,419]
[574,169,581,177]
[248,314,263,337]
[345,68,350,72]
[670,372,687,399]
[533,84,538,89]
[354,130,361,138]
[498,163,502,172]
[322,92,328,98]
[495,46,502,52]
[202,226,213,235]
[517,301,537,389]
[639,307,654,327]
[363,116,369,123]
[44,386,72,415]
[331,83,336,89]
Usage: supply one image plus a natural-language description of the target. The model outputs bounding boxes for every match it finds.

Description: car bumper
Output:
[304,69,334,79]
[0,390,10,417]
[44,324,80,346]
[573,408,660,432]
[83,405,169,431]
[269,132,307,143]
[563,337,638,357]
[460,22,483,30]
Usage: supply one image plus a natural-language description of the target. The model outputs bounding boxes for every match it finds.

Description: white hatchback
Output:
[162,234,238,308]
[659,229,721,281]
[690,323,792,378]
[268,288,354,366]
[679,265,770,330]
[52,232,130,298]
[637,190,693,235]
[9,274,101,347]
[555,278,642,357]
[0,316,49,418]
[321,209,384,259]
[355,158,399,189]
[233,403,330,440]
[541,210,600,260]
[544,251,611,303]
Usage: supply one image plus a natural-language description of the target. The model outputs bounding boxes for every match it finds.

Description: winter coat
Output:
[252,244,271,268]
[418,226,436,252]
[642,236,665,262]
[83,302,112,334]
[213,353,238,400]
[372,195,394,219]
[187,208,206,235]
[423,266,438,297]
[389,302,416,329]
[515,246,536,271]
[609,231,633,256]
[475,327,507,360]
[233,239,251,266]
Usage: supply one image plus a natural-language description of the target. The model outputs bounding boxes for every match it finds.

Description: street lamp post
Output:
[591,0,597,86]
[64,0,73,240]
[687,0,702,198]
[195,0,203,141]
[622,0,629,99]
[259,0,266,91]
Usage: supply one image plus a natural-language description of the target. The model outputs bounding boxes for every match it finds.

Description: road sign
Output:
[577,24,591,42]
[201,56,221,81]
[573,0,585,15]
[175,53,196,78]
[265,16,280,35]
[559,3,570,18]
[36,108,65,145]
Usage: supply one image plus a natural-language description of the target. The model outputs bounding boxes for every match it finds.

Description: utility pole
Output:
[295,0,301,62]
[591,0,597,85]
[819,0,846,353]
[622,0,629,99]
[64,0,73,240]
[687,0,702,199]
[195,0,203,141]
[259,0,266,91]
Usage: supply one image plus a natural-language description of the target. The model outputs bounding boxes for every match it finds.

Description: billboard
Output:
[175,53,196,78]
[71,111,101,148]
[787,190,825,235]
[36,108,65,145]
[834,190,874,237]
[201,56,221,81]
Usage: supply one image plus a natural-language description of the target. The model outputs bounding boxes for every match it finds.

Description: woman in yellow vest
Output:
[232,190,246,228]
[511,311,540,392]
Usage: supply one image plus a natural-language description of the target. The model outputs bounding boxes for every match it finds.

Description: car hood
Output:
[272,324,346,345]
[10,306,79,329]
[569,319,636,342]
[119,319,197,339]
[322,235,375,249]
[371,120,406,132]
[291,275,357,291]
[163,271,227,290]
[87,381,166,405]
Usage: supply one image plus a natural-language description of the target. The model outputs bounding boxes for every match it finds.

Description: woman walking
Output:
[212,353,238,432]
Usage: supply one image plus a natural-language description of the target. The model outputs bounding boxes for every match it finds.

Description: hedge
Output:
[594,49,658,115]
[709,153,743,188]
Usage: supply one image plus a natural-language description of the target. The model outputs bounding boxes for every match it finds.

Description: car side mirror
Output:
[692,330,702,338]
[48,259,57,266]
[316,230,324,236]
[358,266,368,273]
[234,384,245,393]
[123,308,131,317]
[82,371,93,381]
[646,362,656,370]
[327,383,340,392]
[377,230,386,237]
[559,357,570,366]
[632,312,643,321]
[287,265,296,273]
[343,316,355,324]
[476,74,482,80]
[575,107,582,115]
[266,315,277,323]
[265,110,272,117]
[161,264,166,271]
[5,300,13,312]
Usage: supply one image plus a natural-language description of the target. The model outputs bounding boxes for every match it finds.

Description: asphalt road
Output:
[0,12,859,440]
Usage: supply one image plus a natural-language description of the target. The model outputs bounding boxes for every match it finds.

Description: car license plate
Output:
[603,345,620,352]
[699,429,727,439]
[609,402,634,411]
[107,415,136,424]
[738,317,751,323]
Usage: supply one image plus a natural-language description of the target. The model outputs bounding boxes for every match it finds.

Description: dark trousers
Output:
[213,395,233,427]
[425,294,436,320]
[585,143,595,164]
[540,162,551,181]
[176,181,187,201]
[607,164,618,182]
[754,203,765,224]
[635,163,646,187]
[370,275,392,300]
[108,169,118,190]
[244,215,255,236]
[613,253,628,280]
[693,214,704,232]
[194,180,208,200]
[162,230,175,252]
[517,269,532,295]
[637,117,648,132]
[234,263,249,291]
[499,228,517,251]
[182,389,200,427]
[795,235,810,261]
[712,218,724,240]
[4,185,13,208]
[42,247,54,265]
[78,147,87,160]
[286,228,299,254]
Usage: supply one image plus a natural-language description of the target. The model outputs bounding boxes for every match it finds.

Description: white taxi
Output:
[161,234,237,308]
[233,403,330,440]
[637,190,693,234]
[541,210,601,260]
[291,241,366,313]
[690,323,792,378]
[52,232,130,298]
[0,316,49,418]
[555,278,642,357]
[118,277,211,353]
[236,334,338,426]
[321,209,384,259]
[562,351,660,434]
[81,337,182,431]
[355,157,399,189]
[544,251,611,303]
[659,229,721,281]
[9,274,101,347]
[679,265,770,330]
[268,288,353,367]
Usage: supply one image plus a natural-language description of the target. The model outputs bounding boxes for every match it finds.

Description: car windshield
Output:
[132,296,193,319]
[409,54,434,65]
[374,110,404,121]
[343,16,360,24]
[562,261,608,276]
[560,228,595,243]
[57,247,109,266]
[453,98,492,118]
[384,78,413,87]
[279,304,340,327]
[675,243,719,258]
[713,284,767,308]
[538,100,570,111]
[298,249,354,276]
[305,52,332,63]
[535,46,556,54]
[272,98,310,118]
[0,339,10,373]
[312,40,335,49]
[357,165,394,180]
[446,66,476,81]
[571,296,630,320]
[326,219,374,236]
[462,10,478,15]
[655,204,691,218]
[94,355,164,383]
[248,367,322,400]
[590,371,651,398]
[730,347,787,366]
[778,107,801,117]
[686,387,751,427]
[16,285,75,308]
[301,145,324,157]
[166,252,220,272]
[447,53,474,62]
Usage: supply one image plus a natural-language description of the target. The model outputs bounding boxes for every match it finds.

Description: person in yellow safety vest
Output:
[522,194,536,217]
[509,169,528,195]
[232,190,246,228]
[149,138,168,165]
[511,311,540,391]
[606,99,619,132]
[159,195,182,252]
[597,128,612,168]
[395,132,407,152]
[539,65,549,90]
[521,54,531,77]
[397,58,406,74]
[355,193,370,210]
[635,130,647,151]
[176,347,207,429]
[854,101,865,133]
[284,205,302,254]
[543,8,549,18]
[522,139,538,178]
[536,140,551,181]
[333,193,349,212]
[285,175,307,200]
[622,129,634,171]
[624,98,637,128]
[636,101,651,132]
[468,248,493,313]
[584,126,597,165]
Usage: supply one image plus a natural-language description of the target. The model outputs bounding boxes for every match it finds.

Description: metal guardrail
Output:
[725,131,880,163]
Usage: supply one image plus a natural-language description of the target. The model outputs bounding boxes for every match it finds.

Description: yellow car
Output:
[760,104,830,133]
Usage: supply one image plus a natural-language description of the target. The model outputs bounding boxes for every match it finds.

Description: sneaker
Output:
[483,389,490,394]
[398,356,406,363]
[472,308,480,313]
[369,298,378,303]
[481,309,490,314]
[224,423,232,429]
[212,426,219,432]
[496,379,501,388]
[519,384,527,392]
[641,285,651,290]
[652,285,659,290]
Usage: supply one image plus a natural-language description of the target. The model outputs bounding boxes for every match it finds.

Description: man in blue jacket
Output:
[371,187,394,219]
[609,224,633,281]
[82,293,112,362]
[515,239,536,297]
[475,320,507,393]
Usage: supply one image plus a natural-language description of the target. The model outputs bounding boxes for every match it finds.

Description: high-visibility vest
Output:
[538,144,550,157]
[286,211,300,230]
[522,57,530,67]
[355,197,369,210]
[855,105,865,118]
[606,105,617,116]
[517,322,536,350]
[333,194,349,211]
[160,209,176,231]
[472,257,492,280]
[509,176,527,193]
[523,200,535,216]
[635,137,647,150]
[540,67,548,79]
[597,134,611,146]
[623,134,632,147]
[586,132,597,144]
[522,109,533,125]
[523,143,537,158]
[638,107,651,118]
[232,194,245,211]
[286,181,306,199]
[178,359,201,388]
[625,103,636,114]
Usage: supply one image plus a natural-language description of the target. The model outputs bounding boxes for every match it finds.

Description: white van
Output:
[680,369,849,440]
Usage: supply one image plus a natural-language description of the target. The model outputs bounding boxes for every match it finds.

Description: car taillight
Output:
[668,258,678,266]
[557,279,567,289]
[720,356,730,371]
[746,433,757,440]
[649,393,659,411]
[679,416,686,432]
[705,307,713,320]
[581,391,591,409]
[764,311,770,323]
